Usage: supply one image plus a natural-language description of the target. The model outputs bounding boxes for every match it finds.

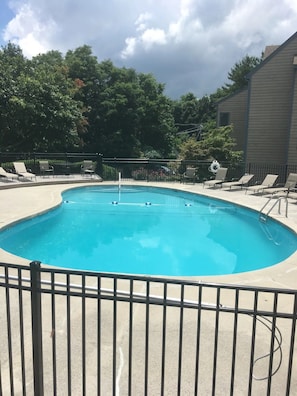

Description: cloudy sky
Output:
[1,0,297,99]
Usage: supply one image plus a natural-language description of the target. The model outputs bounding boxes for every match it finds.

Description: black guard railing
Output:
[0,261,296,395]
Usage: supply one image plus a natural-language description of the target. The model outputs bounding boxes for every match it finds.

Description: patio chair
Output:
[263,173,297,195]
[203,167,228,188]
[81,160,95,176]
[285,188,297,200]
[13,162,36,181]
[0,166,18,181]
[245,174,278,194]
[222,174,254,190]
[39,160,54,176]
[181,167,197,184]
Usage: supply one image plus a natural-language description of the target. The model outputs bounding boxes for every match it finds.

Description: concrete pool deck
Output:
[0,177,296,395]
[0,177,296,289]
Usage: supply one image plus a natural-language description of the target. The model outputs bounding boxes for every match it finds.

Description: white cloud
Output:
[135,12,152,32]
[1,0,297,98]
[141,28,167,48]
[121,37,137,59]
[18,33,47,57]
[4,2,56,57]
[121,27,167,58]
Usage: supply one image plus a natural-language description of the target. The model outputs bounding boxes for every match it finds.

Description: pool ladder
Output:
[259,196,288,222]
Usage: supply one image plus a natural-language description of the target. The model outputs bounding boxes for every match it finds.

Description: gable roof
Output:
[217,31,297,105]
[216,87,248,105]
[246,30,297,79]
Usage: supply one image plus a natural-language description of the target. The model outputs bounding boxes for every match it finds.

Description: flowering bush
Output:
[132,167,178,181]
[132,168,147,180]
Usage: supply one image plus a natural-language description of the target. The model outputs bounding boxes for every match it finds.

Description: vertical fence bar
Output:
[30,261,44,396]
[285,293,297,395]
[128,279,134,396]
[97,276,101,396]
[194,285,202,396]
[248,291,258,396]
[82,274,86,396]
[18,267,27,396]
[266,292,278,395]
[230,288,239,396]
[51,271,57,396]
[113,277,117,396]
[144,280,150,396]
[177,284,185,396]
[160,282,167,396]
[66,273,71,395]
[5,265,14,395]
[211,287,221,396]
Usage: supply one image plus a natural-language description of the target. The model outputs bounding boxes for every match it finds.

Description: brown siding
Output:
[217,89,248,151]
[246,36,297,164]
[287,69,297,164]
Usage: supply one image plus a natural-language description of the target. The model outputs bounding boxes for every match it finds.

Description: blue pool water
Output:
[0,185,296,276]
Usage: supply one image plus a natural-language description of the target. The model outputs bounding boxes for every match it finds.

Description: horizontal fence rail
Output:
[0,262,296,395]
[2,152,297,184]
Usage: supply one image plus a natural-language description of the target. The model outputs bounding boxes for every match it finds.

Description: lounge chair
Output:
[181,167,197,184]
[286,189,297,201]
[39,160,54,176]
[222,174,254,190]
[13,162,36,181]
[81,160,95,176]
[263,173,297,195]
[245,174,278,194]
[203,167,228,188]
[0,166,18,181]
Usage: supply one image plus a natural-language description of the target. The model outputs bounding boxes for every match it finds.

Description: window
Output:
[219,112,230,126]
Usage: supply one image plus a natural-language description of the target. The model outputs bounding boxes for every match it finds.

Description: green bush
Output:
[102,164,118,180]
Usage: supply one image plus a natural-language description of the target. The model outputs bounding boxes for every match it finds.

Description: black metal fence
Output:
[1,152,297,184]
[0,152,104,177]
[0,261,296,395]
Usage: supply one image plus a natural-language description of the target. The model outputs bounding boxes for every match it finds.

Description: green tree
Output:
[175,54,260,163]
[65,49,176,157]
[88,61,143,157]
[0,44,86,152]
[209,55,261,106]
[0,43,28,150]
[227,55,260,90]
[173,93,216,140]
[137,73,176,157]
[199,125,242,163]
[179,125,242,164]
[64,45,104,151]
[179,137,205,160]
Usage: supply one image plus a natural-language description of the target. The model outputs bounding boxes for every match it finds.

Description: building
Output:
[217,31,297,180]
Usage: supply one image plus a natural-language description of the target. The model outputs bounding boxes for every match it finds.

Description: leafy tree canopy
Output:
[0,42,260,161]
[179,125,243,164]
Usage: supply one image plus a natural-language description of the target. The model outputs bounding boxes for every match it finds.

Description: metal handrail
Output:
[259,195,289,220]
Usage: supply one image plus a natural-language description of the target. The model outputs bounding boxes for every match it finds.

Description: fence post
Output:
[30,261,44,396]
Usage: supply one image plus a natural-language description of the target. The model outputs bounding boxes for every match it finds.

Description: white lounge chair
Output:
[13,162,36,181]
[81,160,95,176]
[0,167,18,181]
[263,173,297,195]
[222,174,254,190]
[39,160,54,176]
[203,167,228,188]
[245,174,278,194]
[181,167,197,184]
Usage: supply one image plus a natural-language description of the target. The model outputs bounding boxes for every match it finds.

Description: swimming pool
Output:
[0,185,296,276]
